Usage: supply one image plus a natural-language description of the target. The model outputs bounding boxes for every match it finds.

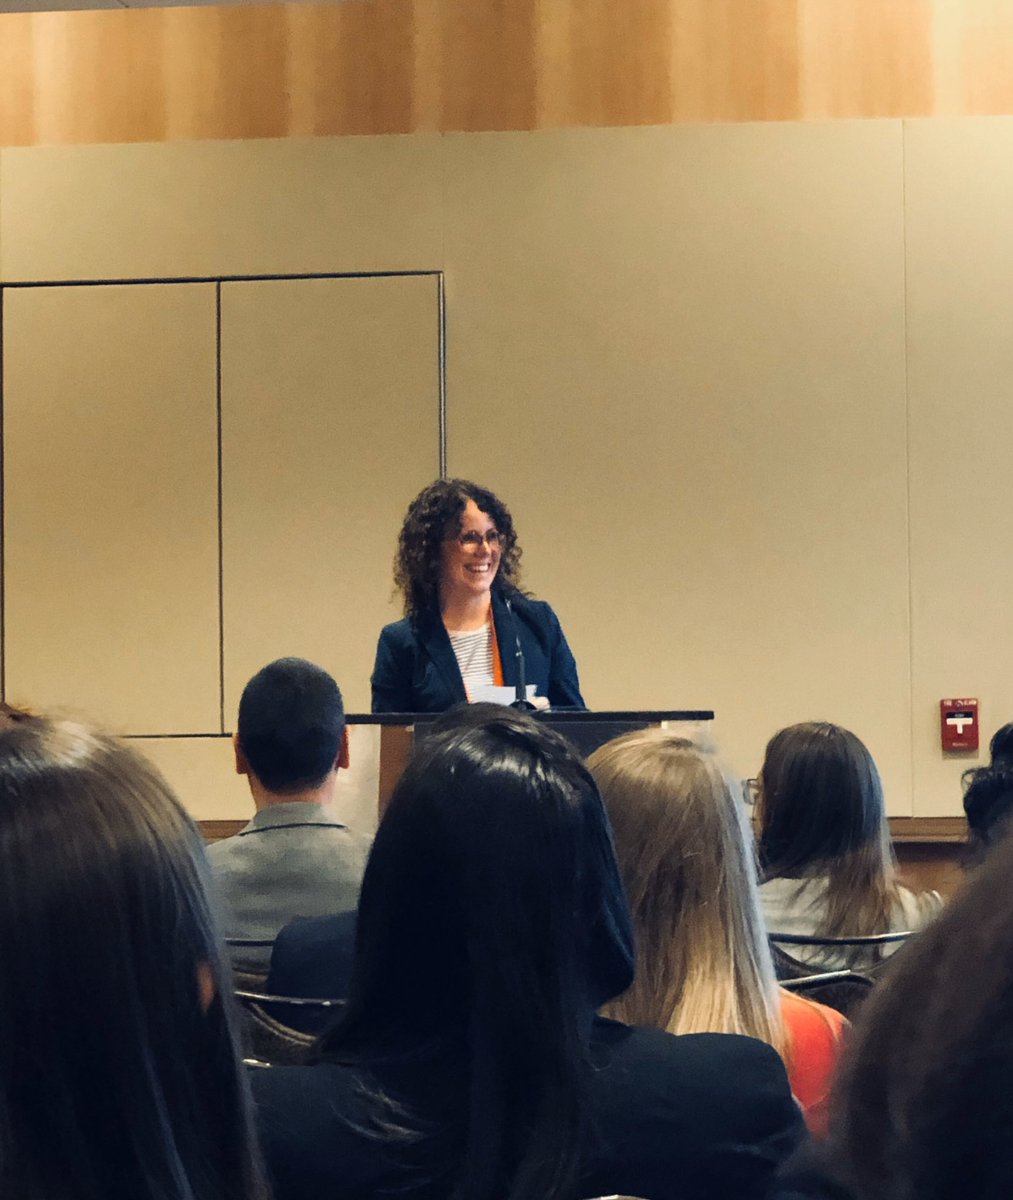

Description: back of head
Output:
[834,829,1013,1200]
[589,730,781,1047]
[962,723,1013,866]
[328,708,633,1200]
[989,722,1013,766]
[0,713,263,1200]
[759,721,888,872]
[758,722,899,949]
[237,656,344,793]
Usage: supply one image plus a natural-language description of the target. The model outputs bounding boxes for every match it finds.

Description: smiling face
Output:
[439,499,502,606]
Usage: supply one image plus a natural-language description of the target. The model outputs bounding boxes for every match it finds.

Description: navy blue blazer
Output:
[251,1021,806,1200]
[370,590,585,713]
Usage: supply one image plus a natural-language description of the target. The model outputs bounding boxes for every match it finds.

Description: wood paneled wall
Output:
[7,0,1013,146]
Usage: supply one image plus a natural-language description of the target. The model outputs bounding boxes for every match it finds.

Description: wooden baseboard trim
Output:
[200,816,968,844]
[200,819,245,843]
[888,816,967,844]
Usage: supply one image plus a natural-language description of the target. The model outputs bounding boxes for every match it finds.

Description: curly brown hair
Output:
[394,479,523,619]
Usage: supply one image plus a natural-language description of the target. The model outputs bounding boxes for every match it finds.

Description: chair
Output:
[224,937,276,992]
[780,968,875,1019]
[769,929,911,980]
[234,990,346,1066]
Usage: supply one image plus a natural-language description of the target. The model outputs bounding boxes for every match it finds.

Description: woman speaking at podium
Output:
[371,479,586,713]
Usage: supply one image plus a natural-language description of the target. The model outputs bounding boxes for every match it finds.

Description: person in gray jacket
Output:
[208,657,371,976]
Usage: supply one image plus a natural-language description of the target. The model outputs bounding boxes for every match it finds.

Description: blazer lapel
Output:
[416,610,468,703]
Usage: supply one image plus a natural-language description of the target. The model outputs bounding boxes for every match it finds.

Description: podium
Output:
[346,710,715,818]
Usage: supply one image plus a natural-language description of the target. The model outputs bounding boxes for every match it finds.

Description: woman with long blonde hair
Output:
[590,728,844,1133]
[756,722,940,971]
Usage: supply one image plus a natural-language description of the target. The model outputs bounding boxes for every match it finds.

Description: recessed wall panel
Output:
[0,136,442,282]
[444,122,912,809]
[3,283,220,732]
[220,274,440,717]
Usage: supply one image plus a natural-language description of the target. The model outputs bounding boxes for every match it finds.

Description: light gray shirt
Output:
[208,800,371,973]
[759,875,942,971]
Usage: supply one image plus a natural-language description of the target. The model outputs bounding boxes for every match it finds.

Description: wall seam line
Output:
[902,119,916,818]
[215,281,225,736]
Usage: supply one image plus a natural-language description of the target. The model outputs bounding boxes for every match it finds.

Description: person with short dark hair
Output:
[0,710,267,1200]
[371,478,585,712]
[756,721,940,970]
[962,721,1013,867]
[252,708,805,1200]
[209,657,370,974]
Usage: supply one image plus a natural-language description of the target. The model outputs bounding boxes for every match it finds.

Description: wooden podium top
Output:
[347,710,715,724]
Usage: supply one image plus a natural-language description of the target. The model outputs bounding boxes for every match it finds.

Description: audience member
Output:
[0,707,266,1200]
[265,909,357,1033]
[777,822,1013,1200]
[962,721,1013,867]
[756,722,940,970]
[252,709,806,1200]
[590,728,846,1134]
[263,707,504,1033]
[209,657,370,975]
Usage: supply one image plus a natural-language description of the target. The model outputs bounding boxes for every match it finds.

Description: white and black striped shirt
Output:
[447,623,495,695]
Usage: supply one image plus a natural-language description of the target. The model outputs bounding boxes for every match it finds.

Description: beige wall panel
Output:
[3,283,220,732]
[443,123,913,809]
[133,729,380,829]
[905,117,1013,816]
[220,274,439,717]
[0,135,442,282]
[132,737,250,821]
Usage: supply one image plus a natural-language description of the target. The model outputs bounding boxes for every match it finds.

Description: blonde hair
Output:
[590,729,785,1053]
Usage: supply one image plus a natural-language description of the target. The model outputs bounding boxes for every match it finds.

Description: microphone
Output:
[504,597,536,711]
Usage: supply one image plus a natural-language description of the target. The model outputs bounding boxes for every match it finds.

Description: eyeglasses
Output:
[454,530,501,550]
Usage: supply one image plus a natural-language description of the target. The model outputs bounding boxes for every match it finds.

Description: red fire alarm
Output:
[940,698,979,752]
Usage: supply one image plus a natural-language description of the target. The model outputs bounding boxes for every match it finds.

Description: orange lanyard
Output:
[490,610,505,688]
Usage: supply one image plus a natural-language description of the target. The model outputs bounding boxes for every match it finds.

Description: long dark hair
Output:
[757,721,900,953]
[322,708,634,1200]
[393,479,523,619]
[832,829,1013,1200]
[0,714,266,1200]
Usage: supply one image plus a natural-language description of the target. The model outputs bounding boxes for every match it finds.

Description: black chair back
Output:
[769,929,911,979]
[224,937,277,991]
[780,968,875,1019]
[233,990,346,1065]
